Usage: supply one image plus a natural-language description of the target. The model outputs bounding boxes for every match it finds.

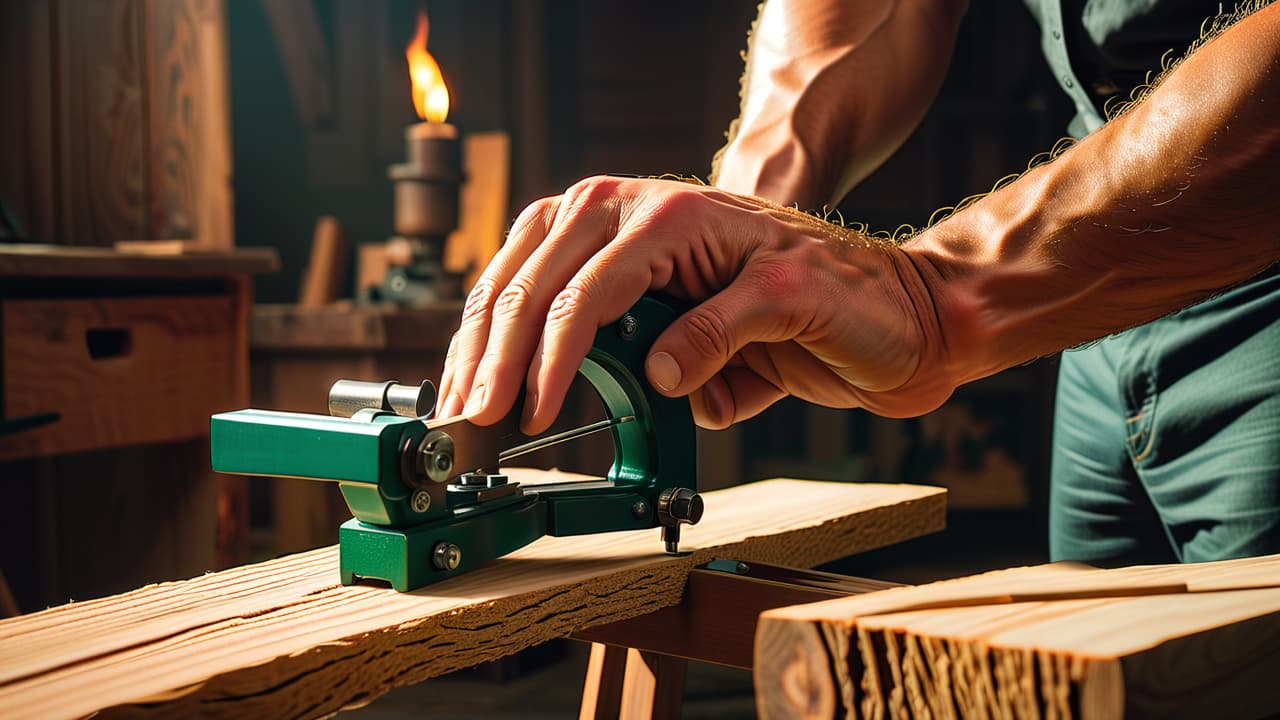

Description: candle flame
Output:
[406,8,449,123]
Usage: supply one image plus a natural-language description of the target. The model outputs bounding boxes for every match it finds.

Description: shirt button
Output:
[1064,77,1075,88]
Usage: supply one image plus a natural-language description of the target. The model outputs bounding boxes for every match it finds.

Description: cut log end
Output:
[756,617,837,720]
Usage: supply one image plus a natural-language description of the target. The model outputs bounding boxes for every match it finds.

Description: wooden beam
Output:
[0,476,944,719]
[756,553,1280,719]
[572,564,901,669]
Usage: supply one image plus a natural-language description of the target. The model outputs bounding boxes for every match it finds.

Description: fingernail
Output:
[463,384,486,417]
[441,393,464,418]
[647,352,682,392]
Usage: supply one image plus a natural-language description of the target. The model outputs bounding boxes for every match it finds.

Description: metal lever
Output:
[498,415,636,463]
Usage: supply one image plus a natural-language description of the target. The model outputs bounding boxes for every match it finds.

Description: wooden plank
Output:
[756,553,1280,719]
[0,477,944,719]
[144,0,235,248]
[0,244,279,277]
[297,216,350,308]
[446,132,510,292]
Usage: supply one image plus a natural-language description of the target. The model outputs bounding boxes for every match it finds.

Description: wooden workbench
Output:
[0,476,945,718]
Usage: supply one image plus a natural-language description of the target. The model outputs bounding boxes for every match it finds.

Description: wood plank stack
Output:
[756,554,1280,720]
[0,476,944,719]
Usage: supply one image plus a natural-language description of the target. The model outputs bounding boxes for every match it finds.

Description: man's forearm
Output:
[908,3,1280,385]
[712,0,966,209]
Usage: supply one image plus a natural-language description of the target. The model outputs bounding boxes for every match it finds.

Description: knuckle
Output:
[681,307,733,362]
[546,285,591,325]
[462,280,498,322]
[565,175,620,207]
[750,259,805,298]
[647,186,700,222]
[510,196,557,234]
[493,278,536,318]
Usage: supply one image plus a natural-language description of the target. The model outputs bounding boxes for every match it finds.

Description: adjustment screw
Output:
[632,500,649,519]
[735,561,750,574]
[420,431,455,483]
[618,314,637,338]
[659,487,704,524]
[433,542,462,571]
[411,490,432,513]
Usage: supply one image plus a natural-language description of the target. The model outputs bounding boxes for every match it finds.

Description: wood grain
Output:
[756,553,1280,720]
[0,478,944,719]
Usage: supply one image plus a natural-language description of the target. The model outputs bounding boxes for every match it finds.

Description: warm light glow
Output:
[406,8,449,123]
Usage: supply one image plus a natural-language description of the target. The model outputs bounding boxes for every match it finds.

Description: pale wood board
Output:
[756,553,1280,720]
[0,477,944,719]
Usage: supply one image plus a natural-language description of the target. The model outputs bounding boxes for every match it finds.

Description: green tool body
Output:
[211,297,701,591]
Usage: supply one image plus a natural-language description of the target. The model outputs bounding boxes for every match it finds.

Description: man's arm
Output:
[438,4,1279,434]
[909,2,1280,385]
[712,0,967,209]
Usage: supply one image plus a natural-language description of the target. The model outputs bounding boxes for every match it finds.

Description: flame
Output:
[406,8,449,122]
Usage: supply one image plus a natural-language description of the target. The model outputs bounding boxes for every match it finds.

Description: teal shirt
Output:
[1024,1,1222,136]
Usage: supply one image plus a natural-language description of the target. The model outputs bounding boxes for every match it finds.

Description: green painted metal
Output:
[209,295,697,591]
[339,493,545,591]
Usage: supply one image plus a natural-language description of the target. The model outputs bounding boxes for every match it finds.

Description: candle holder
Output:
[372,122,467,306]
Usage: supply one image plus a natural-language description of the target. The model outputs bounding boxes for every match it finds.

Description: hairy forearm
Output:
[908,3,1280,385]
[711,0,966,209]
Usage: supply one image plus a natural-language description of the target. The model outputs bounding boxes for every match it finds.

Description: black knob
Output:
[658,487,703,525]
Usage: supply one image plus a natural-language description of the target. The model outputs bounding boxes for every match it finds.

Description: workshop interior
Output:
[2,1,1276,718]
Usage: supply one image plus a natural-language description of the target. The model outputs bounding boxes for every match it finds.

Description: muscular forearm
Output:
[908,3,1280,386]
[712,0,966,209]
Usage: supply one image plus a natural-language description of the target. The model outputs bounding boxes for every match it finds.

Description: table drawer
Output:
[1,295,236,460]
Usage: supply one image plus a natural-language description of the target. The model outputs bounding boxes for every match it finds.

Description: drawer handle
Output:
[86,327,133,360]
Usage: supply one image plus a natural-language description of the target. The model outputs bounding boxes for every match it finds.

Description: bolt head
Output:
[433,542,462,571]
[631,500,649,519]
[618,314,638,338]
[410,489,432,513]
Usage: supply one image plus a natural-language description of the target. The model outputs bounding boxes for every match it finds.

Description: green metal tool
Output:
[211,296,702,591]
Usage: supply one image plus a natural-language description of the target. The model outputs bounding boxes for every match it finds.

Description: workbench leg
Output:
[579,643,686,720]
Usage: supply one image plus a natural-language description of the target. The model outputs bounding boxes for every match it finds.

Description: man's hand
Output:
[435,177,959,433]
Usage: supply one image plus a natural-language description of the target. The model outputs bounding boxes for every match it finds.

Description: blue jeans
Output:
[1050,267,1280,566]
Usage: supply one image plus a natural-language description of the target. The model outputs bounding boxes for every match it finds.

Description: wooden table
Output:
[0,244,278,610]
[0,476,946,718]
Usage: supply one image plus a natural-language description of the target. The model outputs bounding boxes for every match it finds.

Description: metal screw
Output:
[410,490,432,513]
[432,542,462,571]
[632,500,649,519]
[420,431,455,483]
[617,314,637,338]
[735,562,750,574]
